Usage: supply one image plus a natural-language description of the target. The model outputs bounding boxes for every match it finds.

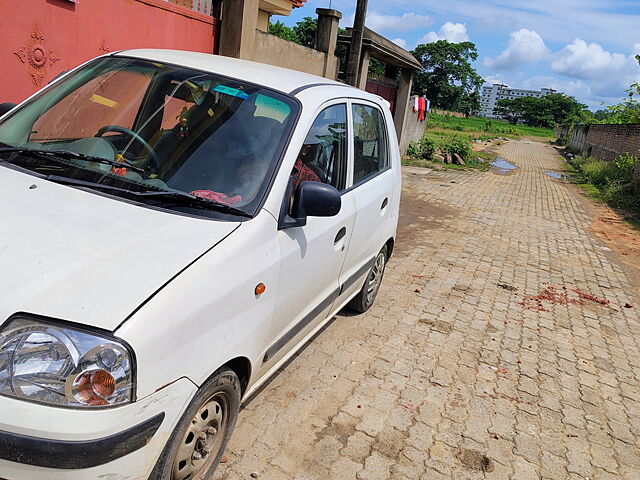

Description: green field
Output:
[424,112,556,144]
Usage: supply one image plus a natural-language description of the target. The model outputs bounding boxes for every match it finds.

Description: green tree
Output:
[494,94,588,128]
[411,40,484,115]
[292,17,317,48]
[268,20,298,43]
[368,58,387,77]
[494,98,527,124]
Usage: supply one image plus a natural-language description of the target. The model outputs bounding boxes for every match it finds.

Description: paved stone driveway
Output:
[214,140,640,480]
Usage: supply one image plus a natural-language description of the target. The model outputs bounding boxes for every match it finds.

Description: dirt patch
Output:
[456,448,495,473]
[590,206,640,294]
[418,318,453,334]
[396,188,459,258]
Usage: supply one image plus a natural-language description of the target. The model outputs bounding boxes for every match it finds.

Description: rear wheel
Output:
[347,246,387,313]
[152,368,241,480]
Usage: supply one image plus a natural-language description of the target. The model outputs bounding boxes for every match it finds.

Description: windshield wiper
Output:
[43,175,252,217]
[0,147,145,174]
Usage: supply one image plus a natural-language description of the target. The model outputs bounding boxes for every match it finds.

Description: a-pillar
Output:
[315,8,342,78]
[218,0,259,60]
[394,68,414,141]
[357,48,371,90]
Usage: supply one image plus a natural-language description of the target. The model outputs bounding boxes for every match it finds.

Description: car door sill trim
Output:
[263,288,339,363]
[340,257,376,295]
[262,256,375,365]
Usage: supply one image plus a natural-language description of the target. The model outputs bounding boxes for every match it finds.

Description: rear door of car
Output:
[336,99,395,303]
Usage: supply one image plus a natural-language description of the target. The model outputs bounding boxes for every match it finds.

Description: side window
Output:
[292,104,348,193]
[352,104,389,184]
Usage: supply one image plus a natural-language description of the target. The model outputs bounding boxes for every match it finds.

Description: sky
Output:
[282,0,640,110]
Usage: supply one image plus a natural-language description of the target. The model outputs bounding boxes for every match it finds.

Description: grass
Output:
[566,153,640,229]
[426,112,556,139]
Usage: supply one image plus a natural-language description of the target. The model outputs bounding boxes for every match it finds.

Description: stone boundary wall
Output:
[253,30,338,79]
[399,96,428,154]
[556,123,640,162]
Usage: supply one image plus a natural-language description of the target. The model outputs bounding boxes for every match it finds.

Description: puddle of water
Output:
[545,171,570,180]
[491,157,517,174]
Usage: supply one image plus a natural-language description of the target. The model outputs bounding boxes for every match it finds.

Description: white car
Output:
[0,49,400,480]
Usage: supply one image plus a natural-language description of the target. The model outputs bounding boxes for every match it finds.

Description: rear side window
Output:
[352,104,389,184]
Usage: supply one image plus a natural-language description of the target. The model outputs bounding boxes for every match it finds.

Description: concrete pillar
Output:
[357,48,370,90]
[218,0,259,59]
[257,9,270,32]
[315,9,342,52]
[315,8,342,78]
[394,68,414,141]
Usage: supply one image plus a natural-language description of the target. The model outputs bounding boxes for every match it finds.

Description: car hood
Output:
[0,167,241,331]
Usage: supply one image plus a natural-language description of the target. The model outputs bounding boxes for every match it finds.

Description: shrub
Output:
[580,160,614,186]
[572,154,640,214]
[441,137,472,160]
[418,137,436,160]
[406,137,436,161]
[406,141,421,158]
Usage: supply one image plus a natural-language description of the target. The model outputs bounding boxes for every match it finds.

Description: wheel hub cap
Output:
[172,398,225,480]
[366,252,385,304]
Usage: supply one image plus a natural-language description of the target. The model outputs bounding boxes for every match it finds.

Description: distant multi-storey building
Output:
[479,84,557,118]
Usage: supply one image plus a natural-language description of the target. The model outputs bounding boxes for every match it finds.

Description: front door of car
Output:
[260,102,356,374]
[337,101,395,303]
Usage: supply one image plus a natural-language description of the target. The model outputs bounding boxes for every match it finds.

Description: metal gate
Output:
[365,76,399,114]
[0,0,220,103]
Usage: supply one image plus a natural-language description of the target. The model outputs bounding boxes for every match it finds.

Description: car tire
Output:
[347,245,388,313]
[150,368,241,480]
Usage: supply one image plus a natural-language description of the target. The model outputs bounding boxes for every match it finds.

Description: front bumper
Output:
[0,378,197,480]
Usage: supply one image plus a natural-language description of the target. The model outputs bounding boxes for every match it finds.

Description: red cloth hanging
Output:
[417,97,426,121]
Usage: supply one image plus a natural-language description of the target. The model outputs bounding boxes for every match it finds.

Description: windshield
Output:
[0,57,299,217]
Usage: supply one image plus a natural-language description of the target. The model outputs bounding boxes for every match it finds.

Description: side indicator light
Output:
[255,283,266,296]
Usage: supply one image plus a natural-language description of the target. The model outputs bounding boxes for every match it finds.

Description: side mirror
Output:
[0,103,16,117]
[280,181,341,229]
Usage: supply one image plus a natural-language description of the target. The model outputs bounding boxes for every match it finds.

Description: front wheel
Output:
[347,246,388,313]
[151,368,241,480]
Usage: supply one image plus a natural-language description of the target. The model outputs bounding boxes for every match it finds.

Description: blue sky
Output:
[282,0,640,110]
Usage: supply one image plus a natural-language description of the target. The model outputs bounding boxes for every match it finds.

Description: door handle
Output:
[334,226,346,243]
[381,197,388,210]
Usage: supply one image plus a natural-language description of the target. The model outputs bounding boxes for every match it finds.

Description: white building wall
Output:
[478,84,557,119]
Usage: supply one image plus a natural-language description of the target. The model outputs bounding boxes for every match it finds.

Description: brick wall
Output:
[432,109,467,118]
[558,123,640,161]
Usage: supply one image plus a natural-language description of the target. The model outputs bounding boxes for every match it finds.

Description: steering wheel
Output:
[95,125,161,172]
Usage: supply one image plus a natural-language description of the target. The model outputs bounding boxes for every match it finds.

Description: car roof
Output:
[113,49,364,97]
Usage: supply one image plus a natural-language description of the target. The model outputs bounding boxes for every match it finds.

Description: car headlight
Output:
[0,316,135,408]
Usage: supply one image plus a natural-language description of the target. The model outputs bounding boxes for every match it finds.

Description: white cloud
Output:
[475,13,519,32]
[352,12,432,33]
[483,74,509,86]
[551,38,628,80]
[391,38,407,49]
[484,29,548,70]
[522,76,590,98]
[418,22,469,44]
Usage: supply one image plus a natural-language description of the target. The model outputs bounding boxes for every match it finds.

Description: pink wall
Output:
[0,0,217,103]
